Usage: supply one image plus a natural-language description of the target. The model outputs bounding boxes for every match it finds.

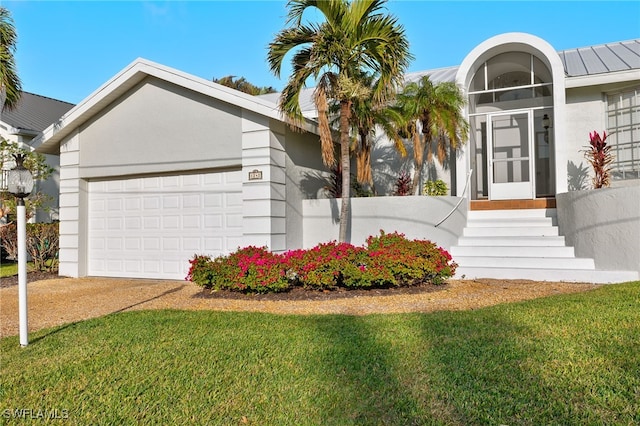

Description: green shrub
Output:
[0,222,59,271]
[187,231,457,294]
[424,179,448,196]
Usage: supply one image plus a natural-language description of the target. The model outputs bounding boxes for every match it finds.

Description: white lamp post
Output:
[7,153,34,347]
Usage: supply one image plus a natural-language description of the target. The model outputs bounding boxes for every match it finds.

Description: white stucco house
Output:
[32,33,640,283]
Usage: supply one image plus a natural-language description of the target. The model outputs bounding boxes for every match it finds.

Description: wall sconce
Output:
[542,114,551,143]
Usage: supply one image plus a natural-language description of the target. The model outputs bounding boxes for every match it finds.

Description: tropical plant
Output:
[0,7,21,111]
[584,130,613,189]
[393,170,412,196]
[212,75,277,95]
[267,0,411,242]
[396,76,468,194]
[424,179,448,196]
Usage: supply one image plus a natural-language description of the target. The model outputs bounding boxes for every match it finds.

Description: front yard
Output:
[1,281,638,424]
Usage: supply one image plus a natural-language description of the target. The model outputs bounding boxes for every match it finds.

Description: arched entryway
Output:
[455,33,567,204]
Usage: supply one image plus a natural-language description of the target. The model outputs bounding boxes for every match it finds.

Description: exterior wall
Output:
[79,77,242,178]
[240,111,287,251]
[57,130,87,277]
[556,184,640,274]
[283,126,328,250]
[303,196,467,251]
[564,86,605,190]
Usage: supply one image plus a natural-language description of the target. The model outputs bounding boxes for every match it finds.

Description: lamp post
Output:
[7,153,34,347]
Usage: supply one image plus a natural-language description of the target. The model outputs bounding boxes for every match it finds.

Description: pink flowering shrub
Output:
[186,246,288,293]
[187,231,457,293]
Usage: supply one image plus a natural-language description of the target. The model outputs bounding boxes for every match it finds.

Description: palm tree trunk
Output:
[339,99,352,243]
[411,132,424,195]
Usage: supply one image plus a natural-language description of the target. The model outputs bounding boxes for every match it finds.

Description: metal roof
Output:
[559,39,640,77]
[1,92,74,134]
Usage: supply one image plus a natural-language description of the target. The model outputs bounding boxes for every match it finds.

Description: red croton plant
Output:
[585,130,614,189]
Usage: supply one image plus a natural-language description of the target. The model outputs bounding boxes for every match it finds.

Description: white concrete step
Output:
[467,217,556,227]
[455,267,639,284]
[468,208,557,219]
[457,235,566,246]
[451,245,575,258]
[454,256,595,269]
[463,226,559,237]
[451,207,639,284]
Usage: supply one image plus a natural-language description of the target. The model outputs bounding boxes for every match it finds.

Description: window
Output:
[607,88,640,180]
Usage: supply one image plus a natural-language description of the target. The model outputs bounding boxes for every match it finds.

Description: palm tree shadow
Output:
[30,285,186,344]
[303,315,424,423]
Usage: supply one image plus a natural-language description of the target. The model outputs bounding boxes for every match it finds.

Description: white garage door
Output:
[88,171,243,280]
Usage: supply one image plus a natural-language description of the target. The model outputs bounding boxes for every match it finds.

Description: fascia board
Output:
[565,69,640,88]
[33,58,318,154]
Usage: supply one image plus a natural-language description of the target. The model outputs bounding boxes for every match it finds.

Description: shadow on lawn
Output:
[30,285,186,344]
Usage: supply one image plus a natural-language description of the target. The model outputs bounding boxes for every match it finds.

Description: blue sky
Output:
[5,0,640,105]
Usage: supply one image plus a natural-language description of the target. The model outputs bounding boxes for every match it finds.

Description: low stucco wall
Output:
[302,196,467,250]
[556,184,640,274]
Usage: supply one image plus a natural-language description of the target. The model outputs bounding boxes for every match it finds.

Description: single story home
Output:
[32,33,640,282]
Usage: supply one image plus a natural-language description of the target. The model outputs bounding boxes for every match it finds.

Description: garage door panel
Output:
[88,170,242,280]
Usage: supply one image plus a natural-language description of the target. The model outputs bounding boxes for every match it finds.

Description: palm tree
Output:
[396,75,468,194]
[332,71,407,190]
[0,7,21,111]
[267,0,411,242]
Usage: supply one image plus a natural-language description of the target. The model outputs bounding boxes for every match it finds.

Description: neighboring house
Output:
[31,33,640,282]
[1,92,74,222]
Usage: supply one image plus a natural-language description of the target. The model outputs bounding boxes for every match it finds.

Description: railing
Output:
[0,169,8,191]
[434,169,473,228]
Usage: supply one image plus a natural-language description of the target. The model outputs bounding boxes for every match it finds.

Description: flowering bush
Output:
[186,246,289,293]
[187,231,457,293]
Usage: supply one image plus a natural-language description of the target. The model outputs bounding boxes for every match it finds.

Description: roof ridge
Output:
[21,91,75,106]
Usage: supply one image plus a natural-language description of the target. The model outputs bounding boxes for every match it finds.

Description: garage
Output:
[87,170,243,280]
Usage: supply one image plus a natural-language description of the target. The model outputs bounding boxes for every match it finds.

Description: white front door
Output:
[488,111,534,200]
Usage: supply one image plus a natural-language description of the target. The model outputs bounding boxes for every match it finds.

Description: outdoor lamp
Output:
[542,114,551,143]
[7,153,34,347]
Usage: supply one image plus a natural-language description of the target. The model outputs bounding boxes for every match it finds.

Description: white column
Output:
[241,111,287,252]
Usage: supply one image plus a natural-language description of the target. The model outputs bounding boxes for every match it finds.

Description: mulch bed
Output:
[194,282,448,301]
[0,271,63,288]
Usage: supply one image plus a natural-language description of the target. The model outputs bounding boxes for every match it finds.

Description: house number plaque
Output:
[248,169,263,181]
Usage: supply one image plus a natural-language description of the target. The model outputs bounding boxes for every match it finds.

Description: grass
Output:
[0,260,20,277]
[1,282,638,425]
[0,259,55,277]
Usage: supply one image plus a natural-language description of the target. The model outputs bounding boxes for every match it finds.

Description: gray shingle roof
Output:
[1,92,74,134]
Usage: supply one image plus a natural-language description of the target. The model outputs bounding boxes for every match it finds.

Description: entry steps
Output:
[451,208,639,284]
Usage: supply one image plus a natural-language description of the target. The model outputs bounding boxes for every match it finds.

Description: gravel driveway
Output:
[0,277,600,337]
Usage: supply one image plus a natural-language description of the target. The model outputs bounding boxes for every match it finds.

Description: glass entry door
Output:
[488,111,534,200]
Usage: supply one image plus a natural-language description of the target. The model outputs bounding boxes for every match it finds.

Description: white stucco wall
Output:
[302,196,467,250]
[556,184,640,274]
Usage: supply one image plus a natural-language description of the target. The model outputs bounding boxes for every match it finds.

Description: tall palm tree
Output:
[0,7,21,112]
[396,75,468,194]
[268,0,411,242]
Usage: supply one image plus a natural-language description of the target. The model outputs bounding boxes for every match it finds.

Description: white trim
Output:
[32,58,319,154]
[455,32,568,197]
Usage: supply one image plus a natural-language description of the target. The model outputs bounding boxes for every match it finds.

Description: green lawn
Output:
[0,260,19,277]
[1,281,638,425]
